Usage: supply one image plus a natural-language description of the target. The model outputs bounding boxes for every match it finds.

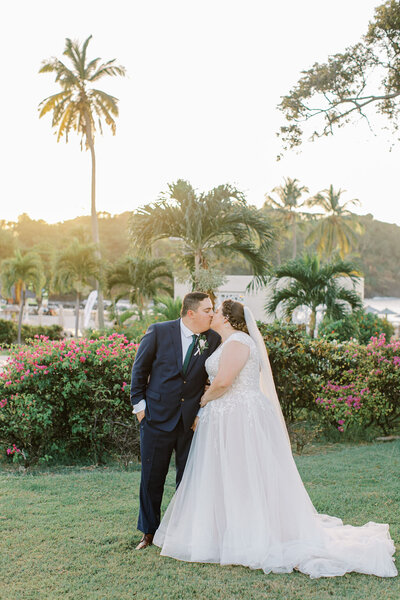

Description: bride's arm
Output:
[200,341,250,407]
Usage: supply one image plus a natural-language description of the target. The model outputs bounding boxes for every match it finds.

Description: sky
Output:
[1,0,399,226]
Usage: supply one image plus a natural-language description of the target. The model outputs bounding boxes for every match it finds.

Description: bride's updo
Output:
[221,300,249,334]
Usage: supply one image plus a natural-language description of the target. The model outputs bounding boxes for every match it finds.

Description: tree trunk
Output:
[292,215,297,259]
[194,251,201,271]
[15,281,22,305]
[75,291,80,338]
[85,113,105,329]
[17,286,25,344]
[309,308,316,339]
[207,289,217,308]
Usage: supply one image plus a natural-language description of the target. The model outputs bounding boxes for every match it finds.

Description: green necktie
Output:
[182,334,198,374]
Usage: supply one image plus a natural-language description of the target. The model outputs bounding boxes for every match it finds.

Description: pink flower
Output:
[338,419,344,425]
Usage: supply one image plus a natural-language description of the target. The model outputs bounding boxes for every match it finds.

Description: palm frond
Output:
[39,37,125,145]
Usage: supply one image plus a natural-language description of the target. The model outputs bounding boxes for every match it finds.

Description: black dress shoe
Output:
[135,533,154,550]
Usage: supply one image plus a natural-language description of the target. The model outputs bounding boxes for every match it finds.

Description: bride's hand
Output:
[200,394,209,408]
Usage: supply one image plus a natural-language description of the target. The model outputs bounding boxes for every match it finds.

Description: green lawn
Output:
[1,442,399,600]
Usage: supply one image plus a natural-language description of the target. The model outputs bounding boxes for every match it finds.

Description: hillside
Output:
[1,211,399,297]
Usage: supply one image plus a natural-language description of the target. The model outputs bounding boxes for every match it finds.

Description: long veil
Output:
[244,307,291,447]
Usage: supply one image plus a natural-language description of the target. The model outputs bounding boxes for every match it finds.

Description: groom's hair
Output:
[181,292,209,316]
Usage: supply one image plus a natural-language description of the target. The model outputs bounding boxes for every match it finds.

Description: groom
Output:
[131,292,220,550]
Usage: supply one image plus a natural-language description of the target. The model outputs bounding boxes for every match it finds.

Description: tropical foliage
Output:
[130,179,274,295]
[266,254,362,337]
[2,205,400,301]
[39,35,126,328]
[1,250,44,343]
[153,296,183,321]
[264,177,309,259]
[106,256,173,318]
[305,186,364,258]
[52,240,100,336]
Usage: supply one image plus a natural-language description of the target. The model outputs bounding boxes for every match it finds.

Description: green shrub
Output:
[0,319,17,346]
[21,324,64,343]
[87,315,160,343]
[258,321,326,422]
[0,319,64,347]
[0,334,138,464]
[318,309,394,344]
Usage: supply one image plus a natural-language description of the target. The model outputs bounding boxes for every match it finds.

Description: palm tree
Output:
[106,256,173,319]
[266,254,362,338]
[1,250,44,343]
[153,296,183,321]
[53,240,100,336]
[264,177,309,259]
[305,185,364,258]
[38,36,126,329]
[130,180,274,298]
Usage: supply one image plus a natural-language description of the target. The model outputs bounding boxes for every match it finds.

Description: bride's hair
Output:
[221,300,249,334]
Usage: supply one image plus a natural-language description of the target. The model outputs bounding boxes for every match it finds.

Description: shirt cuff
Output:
[132,399,146,414]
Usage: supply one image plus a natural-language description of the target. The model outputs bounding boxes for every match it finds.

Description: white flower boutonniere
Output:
[194,334,209,356]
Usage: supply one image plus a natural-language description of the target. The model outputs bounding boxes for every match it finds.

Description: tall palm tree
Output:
[1,250,44,343]
[264,177,309,259]
[305,185,364,258]
[130,180,274,297]
[106,256,173,319]
[38,35,126,329]
[53,240,100,336]
[266,254,362,338]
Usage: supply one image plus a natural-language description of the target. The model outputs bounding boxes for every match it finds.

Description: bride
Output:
[153,300,397,578]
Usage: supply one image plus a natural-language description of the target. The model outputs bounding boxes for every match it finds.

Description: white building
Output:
[175,275,365,324]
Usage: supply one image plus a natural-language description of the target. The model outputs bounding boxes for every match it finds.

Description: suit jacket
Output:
[130,319,221,431]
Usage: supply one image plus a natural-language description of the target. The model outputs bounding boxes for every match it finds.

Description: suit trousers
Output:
[137,416,194,534]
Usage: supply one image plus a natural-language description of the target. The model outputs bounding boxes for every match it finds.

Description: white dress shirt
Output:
[132,319,200,414]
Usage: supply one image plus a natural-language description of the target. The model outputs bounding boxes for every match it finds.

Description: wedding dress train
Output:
[153,332,397,578]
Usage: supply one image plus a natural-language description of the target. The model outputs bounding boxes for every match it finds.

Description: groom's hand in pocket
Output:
[136,410,146,424]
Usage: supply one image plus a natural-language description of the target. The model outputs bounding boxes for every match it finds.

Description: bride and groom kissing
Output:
[130,292,397,579]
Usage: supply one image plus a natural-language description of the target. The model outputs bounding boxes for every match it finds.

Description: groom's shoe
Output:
[135,533,154,550]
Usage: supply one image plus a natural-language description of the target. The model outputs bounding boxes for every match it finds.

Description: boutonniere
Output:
[194,334,209,356]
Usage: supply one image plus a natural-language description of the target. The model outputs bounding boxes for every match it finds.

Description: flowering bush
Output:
[259,322,400,437]
[0,334,138,464]
[315,334,400,435]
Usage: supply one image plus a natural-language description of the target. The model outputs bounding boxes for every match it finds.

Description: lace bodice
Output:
[202,331,269,420]
[205,331,260,392]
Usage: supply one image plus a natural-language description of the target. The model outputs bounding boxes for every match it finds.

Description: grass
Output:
[1,442,399,600]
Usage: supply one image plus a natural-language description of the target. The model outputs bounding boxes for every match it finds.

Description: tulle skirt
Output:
[153,392,397,578]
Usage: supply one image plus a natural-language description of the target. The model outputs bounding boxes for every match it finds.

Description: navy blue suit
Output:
[131,318,220,534]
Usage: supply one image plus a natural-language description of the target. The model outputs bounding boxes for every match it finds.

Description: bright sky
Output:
[2,0,399,226]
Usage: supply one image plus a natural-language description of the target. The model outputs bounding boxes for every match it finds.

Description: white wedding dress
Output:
[153,331,397,578]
